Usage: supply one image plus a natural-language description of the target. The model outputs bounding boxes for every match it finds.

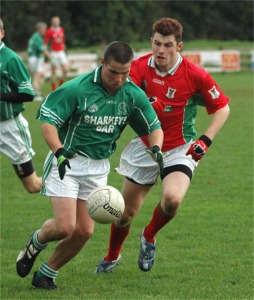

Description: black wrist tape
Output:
[199,135,212,147]
[152,145,161,152]
[55,148,65,158]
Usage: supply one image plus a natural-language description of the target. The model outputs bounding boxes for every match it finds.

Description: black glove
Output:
[55,148,76,180]
[149,97,166,114]
[146,145,164,175]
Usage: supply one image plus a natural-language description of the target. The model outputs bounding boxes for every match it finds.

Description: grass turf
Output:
[0,71,253,299]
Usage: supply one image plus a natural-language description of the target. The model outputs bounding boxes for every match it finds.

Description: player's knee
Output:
[57,224,76,239]
[163,200,180,217]
[74,227,94,242]
[116,217,130,228]
[162,192,181,215]
[116,209,136,227]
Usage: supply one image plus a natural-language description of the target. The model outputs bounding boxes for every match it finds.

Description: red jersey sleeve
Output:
[185,58,230,115]
[198,72,229,114]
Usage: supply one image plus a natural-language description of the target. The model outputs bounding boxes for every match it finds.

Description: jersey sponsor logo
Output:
[84,115,128,133]
[107,100,117,104]
[166,87,176,99]
[208,85,220,99]
[152,78,165,85]
[88,104,99,113]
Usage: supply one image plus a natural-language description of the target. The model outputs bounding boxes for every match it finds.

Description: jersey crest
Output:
[208,85,220,99]
[166,87,176,99]
[118,102,127,115]
[88,103,99,113]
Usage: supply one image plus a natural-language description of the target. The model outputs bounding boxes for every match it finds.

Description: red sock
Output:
[51,82,56,91]
[59,79,64,86]
[144,203,175,243]
[105,223,130,261]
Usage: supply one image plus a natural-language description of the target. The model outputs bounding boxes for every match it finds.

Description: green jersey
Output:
[0,42,34,121]
[37,66,161,159]
[27,32,45,58]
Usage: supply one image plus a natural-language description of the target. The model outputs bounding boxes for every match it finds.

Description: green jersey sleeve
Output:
[37,79,78,128]
[8,56,34,95]
[0,45,34,120]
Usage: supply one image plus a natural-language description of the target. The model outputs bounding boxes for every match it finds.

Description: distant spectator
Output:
[44,16,69,91]
[27,22,50,101]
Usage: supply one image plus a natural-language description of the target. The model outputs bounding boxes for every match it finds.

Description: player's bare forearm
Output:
[41,123,63,153]
[204,104,230,140]
[147,128,164,149]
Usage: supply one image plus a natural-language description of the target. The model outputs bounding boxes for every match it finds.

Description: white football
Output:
[86,185,125,224]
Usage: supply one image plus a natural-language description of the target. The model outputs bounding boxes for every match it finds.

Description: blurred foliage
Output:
[1,0,253,50]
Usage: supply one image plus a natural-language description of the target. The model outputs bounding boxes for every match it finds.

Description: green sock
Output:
[32,230,48,250]
[38,262,58,279]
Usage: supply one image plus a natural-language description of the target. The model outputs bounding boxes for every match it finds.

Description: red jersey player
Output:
[95,17,230,273]
[44,16,69,90]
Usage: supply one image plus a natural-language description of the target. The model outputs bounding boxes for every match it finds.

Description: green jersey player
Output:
[16,41,164,290]
[27,22,49,101]
[0,18,42,193]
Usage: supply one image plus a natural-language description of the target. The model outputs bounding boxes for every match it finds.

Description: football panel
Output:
[86,185,125,224]
[90,206,119,224]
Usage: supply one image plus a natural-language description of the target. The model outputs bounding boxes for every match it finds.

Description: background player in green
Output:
[16,41,164,290]
[27,22,50,101]
[0,18,42,194]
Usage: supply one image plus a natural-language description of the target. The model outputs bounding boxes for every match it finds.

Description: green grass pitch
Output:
[0,71,253,299]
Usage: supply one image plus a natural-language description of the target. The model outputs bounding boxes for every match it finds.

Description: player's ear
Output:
[101,57,105,65]
[177,42,183,51]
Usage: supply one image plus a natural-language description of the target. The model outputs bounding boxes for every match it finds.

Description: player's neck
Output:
[155,53,180,73]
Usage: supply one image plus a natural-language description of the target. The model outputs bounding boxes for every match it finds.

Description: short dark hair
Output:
[152,18,183,44]
[103,41,134,64]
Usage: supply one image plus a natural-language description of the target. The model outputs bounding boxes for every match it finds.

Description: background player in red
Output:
[96,17,230,273]
[44,16,69,91]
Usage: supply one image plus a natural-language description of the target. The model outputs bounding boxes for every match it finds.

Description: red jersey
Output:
[130,53,229,151]
[44,26,65,51]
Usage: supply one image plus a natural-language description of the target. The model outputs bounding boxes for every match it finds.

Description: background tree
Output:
[1,0,253,50]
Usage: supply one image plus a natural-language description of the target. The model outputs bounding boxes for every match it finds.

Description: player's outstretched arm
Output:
[203,104,230,140]
[186,104,230,162]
